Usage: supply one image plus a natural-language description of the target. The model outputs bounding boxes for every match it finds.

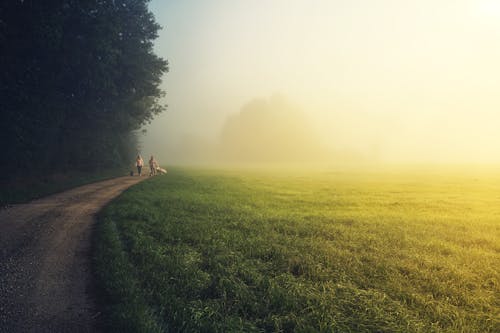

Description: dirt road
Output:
[0,176,145,332]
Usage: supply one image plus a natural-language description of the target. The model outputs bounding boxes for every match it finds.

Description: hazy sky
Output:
[143,0,500,164]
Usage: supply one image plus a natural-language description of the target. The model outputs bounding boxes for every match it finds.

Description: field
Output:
[93,167,499,332]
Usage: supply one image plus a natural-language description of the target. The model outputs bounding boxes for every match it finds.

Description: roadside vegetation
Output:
[1,1,167,182]
[94,167,499,332]
[0,168,128,206]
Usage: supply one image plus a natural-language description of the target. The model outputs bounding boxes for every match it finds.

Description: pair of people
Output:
[135,155,160,176]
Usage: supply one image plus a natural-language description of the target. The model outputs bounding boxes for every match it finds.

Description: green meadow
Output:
[94,167,499,332]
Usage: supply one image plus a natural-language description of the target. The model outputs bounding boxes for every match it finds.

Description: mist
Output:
[142,0,500,167]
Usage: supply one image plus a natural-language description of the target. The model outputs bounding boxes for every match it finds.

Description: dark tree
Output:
[0,0,168,178]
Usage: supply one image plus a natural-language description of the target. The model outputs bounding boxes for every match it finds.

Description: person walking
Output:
[136,155,144,176]
[149,155,157,176]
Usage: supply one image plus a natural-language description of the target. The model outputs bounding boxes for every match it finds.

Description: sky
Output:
[143,0,500,165]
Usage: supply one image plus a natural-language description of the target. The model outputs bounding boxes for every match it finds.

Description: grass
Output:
[93,167,500,332]
[0,168,129,206]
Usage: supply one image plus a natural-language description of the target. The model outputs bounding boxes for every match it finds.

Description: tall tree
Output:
[0,0,168,177]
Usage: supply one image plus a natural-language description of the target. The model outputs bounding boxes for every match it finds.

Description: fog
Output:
[142,0,500,166]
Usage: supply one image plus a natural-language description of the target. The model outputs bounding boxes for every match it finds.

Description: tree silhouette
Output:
[0,0,167,178]
[219,95,327,163]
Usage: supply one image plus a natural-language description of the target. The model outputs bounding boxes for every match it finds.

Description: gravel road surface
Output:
[0,176,145,332]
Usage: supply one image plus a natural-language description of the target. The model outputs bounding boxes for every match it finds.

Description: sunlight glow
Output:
[479,0,500,17]
[145,0,500,165]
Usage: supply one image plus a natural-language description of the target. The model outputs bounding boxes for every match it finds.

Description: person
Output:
[136,155,144,176]
[149,155,157,176]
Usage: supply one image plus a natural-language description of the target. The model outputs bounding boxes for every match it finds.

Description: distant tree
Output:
[218,95,328,164]
[0,0,167,178]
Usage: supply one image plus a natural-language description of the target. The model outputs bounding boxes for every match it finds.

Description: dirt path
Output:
[0,176,146,332]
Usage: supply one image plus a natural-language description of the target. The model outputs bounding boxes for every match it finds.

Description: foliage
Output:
[0,0,167,177]
[218,95,327,163]
[0,167,127,206]
[94,167,500,332]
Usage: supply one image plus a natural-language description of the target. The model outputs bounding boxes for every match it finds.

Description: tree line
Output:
[0,0,167,179]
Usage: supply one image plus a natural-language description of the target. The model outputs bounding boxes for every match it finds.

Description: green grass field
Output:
[94,167,499,332]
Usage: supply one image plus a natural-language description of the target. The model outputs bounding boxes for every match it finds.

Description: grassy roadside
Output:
[93,167,499,332]
[0,168,129,206]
